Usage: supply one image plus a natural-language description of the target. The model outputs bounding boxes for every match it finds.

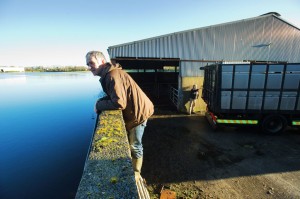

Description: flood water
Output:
[0,72,103,199]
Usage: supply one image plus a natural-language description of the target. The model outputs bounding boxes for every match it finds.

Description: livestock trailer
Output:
[202,62,300,134]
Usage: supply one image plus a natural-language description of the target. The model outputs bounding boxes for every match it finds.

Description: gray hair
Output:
[86,51,107,63]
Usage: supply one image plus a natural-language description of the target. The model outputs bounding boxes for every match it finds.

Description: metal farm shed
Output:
[107,12,300,113]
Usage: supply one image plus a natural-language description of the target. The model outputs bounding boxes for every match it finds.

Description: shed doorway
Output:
[112,57,180,108]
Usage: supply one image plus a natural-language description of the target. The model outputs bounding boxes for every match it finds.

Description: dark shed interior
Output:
[112,57,180,107]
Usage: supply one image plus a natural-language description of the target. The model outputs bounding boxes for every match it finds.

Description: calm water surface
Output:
[0,72,103,199]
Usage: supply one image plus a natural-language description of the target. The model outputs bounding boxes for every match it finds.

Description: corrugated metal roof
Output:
[108,13,300,77]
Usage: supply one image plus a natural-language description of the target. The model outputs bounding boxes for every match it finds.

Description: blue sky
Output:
[1,0,299,66]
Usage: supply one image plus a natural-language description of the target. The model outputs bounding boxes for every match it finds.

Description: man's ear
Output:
[100,58,105,64]
[95,57,105,65]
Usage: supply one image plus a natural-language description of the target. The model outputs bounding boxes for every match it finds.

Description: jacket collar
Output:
[98,63,122,77]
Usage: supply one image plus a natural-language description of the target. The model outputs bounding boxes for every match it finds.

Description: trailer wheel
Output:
[261,115,287,134]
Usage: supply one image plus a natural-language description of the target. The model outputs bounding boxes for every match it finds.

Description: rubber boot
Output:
[132,157,143,181]
[189,106,192,115]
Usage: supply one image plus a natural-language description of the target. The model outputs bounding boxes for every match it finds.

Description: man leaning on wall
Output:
[86,51,154,181]
[189,84,199,115]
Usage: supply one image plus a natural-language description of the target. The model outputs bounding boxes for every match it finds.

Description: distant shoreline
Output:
[1,70,89,73]
[1,66,88,73]
[25,66,88,72]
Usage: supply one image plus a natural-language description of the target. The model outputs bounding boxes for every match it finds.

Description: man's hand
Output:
[94,101,100,114]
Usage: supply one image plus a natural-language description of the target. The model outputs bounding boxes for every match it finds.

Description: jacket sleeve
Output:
[95,72,127,111]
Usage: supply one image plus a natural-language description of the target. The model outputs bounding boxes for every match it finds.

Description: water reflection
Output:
[0,73,27,84]
[0,72,103,199]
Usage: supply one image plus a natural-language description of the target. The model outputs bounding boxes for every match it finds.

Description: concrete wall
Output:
[178,76,206,114]
[76,110,138,198]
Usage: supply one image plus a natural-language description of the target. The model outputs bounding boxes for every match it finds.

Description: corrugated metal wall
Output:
[108,14,300,77]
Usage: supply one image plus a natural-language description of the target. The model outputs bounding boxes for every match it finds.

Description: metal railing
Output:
[169,86,178,107]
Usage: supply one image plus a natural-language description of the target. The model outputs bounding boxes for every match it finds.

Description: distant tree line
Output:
[25,66,88,72]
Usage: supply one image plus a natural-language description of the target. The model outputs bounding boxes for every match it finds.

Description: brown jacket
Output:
[96,63,154,131]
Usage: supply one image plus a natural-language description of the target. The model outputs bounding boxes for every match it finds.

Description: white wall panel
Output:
[108,14,300,77]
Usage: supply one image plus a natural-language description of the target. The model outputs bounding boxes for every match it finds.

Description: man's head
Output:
[86,51,107,76]
[193,84,197,89]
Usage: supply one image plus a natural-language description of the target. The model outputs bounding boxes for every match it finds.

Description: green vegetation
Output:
[110,176,118,184]
[25,66,88,72]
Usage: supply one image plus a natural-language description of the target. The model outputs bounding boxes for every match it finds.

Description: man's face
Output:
[86,56,101,76]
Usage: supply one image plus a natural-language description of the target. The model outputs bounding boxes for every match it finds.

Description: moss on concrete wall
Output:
[76,110,138,199]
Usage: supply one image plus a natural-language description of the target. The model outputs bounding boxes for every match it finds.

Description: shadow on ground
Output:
[142,113,300,185]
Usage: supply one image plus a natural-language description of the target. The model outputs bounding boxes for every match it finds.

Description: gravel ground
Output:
[142,111,300,198]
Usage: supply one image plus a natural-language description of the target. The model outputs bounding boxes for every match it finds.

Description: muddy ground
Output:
[142,110,300,199]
